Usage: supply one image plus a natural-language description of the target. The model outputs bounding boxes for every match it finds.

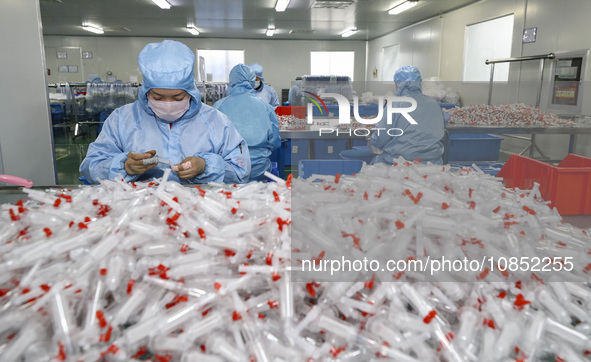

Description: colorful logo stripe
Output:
[303,91,329,115]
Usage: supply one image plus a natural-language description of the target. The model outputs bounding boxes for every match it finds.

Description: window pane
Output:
[197,49,244,82]
[463,14,514,82]
[310,51,355,81]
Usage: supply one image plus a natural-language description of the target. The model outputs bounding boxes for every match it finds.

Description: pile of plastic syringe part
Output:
[1,163,591,361]
[444,103,575,127]
[278,115,307,130]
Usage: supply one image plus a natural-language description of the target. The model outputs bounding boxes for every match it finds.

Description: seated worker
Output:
[80,40,250,184]
[214,64,281,181]
[249,63,280,108]
[288,80,303,106]
[370,65,445,165]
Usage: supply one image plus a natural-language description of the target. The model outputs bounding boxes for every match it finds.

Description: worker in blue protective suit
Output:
[213,64,281,181]
[249,63,280,108]
[288,80,303,106]
[370,66,445,165]
[80,40,250,184]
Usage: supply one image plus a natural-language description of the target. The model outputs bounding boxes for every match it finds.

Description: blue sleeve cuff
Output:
[191,153,225,183]
[108,153,139,182]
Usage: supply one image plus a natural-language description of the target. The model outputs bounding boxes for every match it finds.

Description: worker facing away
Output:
[214,64,281,182]
[370,65,445,165]
[80,40,250,184]
[249,63,280,108]
[288,80,303,106]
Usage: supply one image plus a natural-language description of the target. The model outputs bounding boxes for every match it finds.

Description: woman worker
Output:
[248,63,280,108]
[80,40,250,184]
[370,65,445,165]
[342,66,445,165]
[214,64,281,181]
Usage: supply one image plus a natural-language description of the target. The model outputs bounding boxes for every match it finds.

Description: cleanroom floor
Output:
[53,124,92,185]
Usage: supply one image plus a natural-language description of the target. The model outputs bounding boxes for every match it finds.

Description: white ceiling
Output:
[39,0,480,41]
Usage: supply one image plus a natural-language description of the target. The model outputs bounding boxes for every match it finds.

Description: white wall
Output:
[367,0,591,159]
[44,36,367,103]
[365,17,442,94]
[1,1,56,186]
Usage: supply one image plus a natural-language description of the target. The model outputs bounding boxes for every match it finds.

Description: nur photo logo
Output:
[305,93,419,137]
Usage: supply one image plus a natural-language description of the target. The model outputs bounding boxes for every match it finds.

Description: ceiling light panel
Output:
[312,0,355,9]
[388,0,418,15]
[151,0,171,10]
[341,28,358,37]
[187,26,200,35]
[275,0,290,12]
[82,24,104,34]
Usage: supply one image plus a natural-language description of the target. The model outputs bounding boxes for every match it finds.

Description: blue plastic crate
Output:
[350,138,368,148]
[450,161,505,176]
[448,134,503,161]
[340,146,375,164]
[312,103,345,117]
[270,140,288,179]
[299,159,364,179]
[439,103,460,110]
[288,139,310,166]
[355,104,380,117]
[50,103,65,121]
[314,139,347,160]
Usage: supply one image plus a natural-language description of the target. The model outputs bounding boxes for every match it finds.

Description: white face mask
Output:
[254,80,262,90]
[148,98,190,123]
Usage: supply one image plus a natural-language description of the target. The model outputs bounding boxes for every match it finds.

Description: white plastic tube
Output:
[545,317,591,349]
[536,287,571,324]
[521,311,545,360]
[206,335,249,362]
[493,320,521,359]
[1,322,43,362]
[317,314,358,340]
[112,285,148,326]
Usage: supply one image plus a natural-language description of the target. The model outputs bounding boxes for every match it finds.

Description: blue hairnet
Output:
[228,64,256,95]
[249,63,265,81]
[394,66,423,96]
[138,40,201,114]
[394,66,422,83]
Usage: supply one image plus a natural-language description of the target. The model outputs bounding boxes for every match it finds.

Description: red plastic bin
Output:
[275,106,306,119]
[497,154,591,215]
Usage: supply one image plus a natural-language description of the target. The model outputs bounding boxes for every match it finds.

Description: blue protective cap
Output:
[249,63,264,80]
[137,40,201,114]
[394,66,422,83]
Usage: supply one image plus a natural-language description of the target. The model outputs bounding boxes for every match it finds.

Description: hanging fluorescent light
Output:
[341,28,358,37]
[82,24,104,34]
[187,26,200,36]
[275,0,290,12]
[151,0,171,9]
[266,26,276,37]
[388,0,418,15]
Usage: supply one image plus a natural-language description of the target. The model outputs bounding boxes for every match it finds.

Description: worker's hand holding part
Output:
[172,156,206,180]
[124,150,157,176]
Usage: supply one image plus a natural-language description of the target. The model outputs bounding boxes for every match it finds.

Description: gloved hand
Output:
[370,144,383,155]
[124,150,157,175]
[171,157,206,180]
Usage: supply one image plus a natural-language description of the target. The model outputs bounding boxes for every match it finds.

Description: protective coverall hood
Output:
[394,65,423,96]
[249,63,265,82]
[138,40,202,119]
[228,64,256,96]
[213,64,281,181]
[248,63,280,108]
